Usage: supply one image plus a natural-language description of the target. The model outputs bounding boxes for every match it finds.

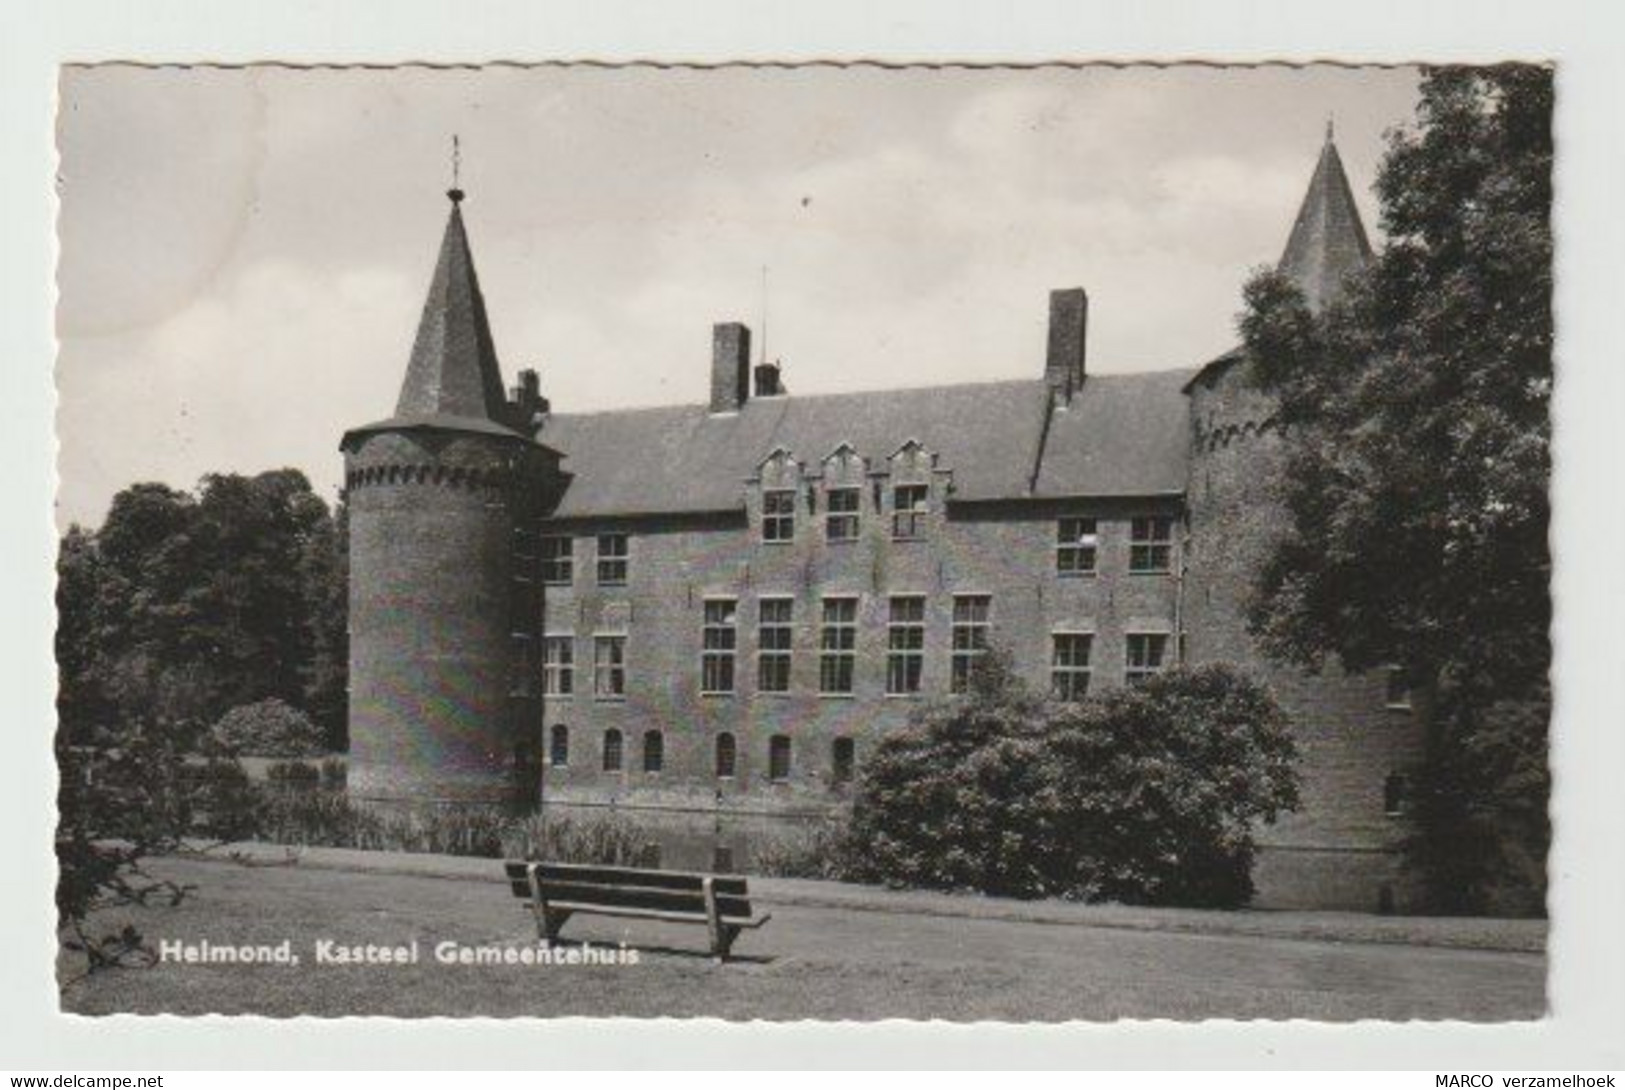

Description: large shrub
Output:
[213,698,325,758]
[1047,665,1299,907]
[846,659,1299,908]
[57,720,259,974]
[846,653,1058,897]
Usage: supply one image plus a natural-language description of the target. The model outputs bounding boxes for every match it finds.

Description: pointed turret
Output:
[339,182,563,812]
[1278,124,1374,313]
[393,189,511,422]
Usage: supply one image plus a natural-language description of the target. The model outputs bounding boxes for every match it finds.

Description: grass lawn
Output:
[59,852,1546,1021]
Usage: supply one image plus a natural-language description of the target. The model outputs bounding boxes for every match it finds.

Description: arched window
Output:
[549,725,569,768]
[832,737,855,785]
[715,732,737,779]
[643,729,664,774]
[1384,772,1408,817]
[769,734,792,782]
[602,728,623,772]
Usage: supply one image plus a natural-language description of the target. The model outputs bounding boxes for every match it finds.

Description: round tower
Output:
[1181,132,1425,911]
[340,188,557,809]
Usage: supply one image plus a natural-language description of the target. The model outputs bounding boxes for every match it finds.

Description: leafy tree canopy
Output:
[56,469,348,750]
[1238,65,1552,913]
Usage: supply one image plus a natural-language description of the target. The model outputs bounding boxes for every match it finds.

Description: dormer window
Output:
[826,487,861,542]
[763,489,796,543]
[892,484,928,540]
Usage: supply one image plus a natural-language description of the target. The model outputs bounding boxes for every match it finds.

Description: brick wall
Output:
[345,429,551,807]
[1183,359,1428,911]
[530,480,1184,815]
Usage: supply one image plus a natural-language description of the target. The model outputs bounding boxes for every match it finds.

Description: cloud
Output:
[55,64,1420,529]
[57,257,416,526]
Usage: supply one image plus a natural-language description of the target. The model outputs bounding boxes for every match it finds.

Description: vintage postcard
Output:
[52,61,1550,1022]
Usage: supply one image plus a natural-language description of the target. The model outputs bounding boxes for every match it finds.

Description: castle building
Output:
[340,134,1426,910]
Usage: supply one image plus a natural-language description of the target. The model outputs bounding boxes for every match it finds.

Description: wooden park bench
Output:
[503,860,772,963]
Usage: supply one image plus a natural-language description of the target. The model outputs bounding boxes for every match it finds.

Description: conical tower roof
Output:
[394,190,511,420]
[1278,126,1374,313]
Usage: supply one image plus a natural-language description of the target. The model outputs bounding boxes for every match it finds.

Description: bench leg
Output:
[716,924,740,963]
[539,907,572,949]
[527,866,572,949]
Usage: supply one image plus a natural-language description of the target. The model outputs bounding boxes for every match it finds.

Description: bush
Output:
[846,658,1300,908]
[250,791,662,867]
[213,698,324,758]
[56,721,260,974]
[750,820,856,880]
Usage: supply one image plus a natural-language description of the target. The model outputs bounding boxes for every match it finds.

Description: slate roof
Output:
[540,369,1196,519]
[345,193,537,446]
[1278,130,1374,314]
[1186,131,1375,392]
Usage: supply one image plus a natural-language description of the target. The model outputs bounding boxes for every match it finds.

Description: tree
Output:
[1239,66,1552,912]
[845,656,1299,907]
[55,470,349,744]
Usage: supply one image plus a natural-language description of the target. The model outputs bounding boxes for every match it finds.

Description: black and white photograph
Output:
[45,57,1561,1026]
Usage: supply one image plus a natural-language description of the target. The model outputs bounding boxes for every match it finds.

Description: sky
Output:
[54,63,1420,530]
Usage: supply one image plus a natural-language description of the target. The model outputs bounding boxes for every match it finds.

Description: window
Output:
[643,730,664,773]
[832,737,855,785]
[1130,516,1174,573]
[1125,633,1169,687]
[542,636,573,696]
[762,489,796,543]
[593,635,626,698]
[1385,667,1413,711]
[892,484,928,539]
[1056,518,1099,575]
[1051,633,1093,701]
[596,533,629,585]
[819,597,858,694]
[1384,772,1409,817]
[757,598,793,693]
[601,728,623,772]
[826,487,861,542]
[540,536,573,585]
[950,594,992,693]
[886,595,926,695]
[549,724,569,768]
[701,599,738,694]
[769,734,792,782]
[715,732,736,779]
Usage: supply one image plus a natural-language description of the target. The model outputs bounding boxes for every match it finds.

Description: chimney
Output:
[508,368,549,433]
[1045,288,1088,401]
[754,360,785,398]
[711,323,751,414]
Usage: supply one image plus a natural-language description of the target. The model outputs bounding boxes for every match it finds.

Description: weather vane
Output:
[448,134,464,202]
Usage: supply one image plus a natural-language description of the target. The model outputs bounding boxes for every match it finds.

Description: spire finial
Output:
[1325,114,1335,144]
[447,134,465,204]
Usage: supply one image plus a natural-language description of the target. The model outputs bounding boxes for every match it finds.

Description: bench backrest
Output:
[504,861,755,921]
